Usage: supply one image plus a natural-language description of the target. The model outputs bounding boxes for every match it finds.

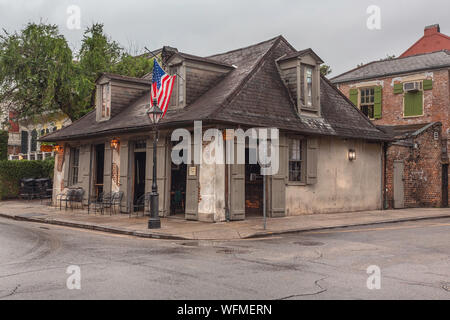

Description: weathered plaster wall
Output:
[198,140,226,222]
[286,137,383,215]
[52,148,66,205]
[111,145,120,192]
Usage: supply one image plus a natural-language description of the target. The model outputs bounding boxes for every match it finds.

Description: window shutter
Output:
[404,91,423,117]
[349,89,358,106]
[373,86,382,119]
[306,137,318,185]
[423,79,433,90]
[394,83,403,94]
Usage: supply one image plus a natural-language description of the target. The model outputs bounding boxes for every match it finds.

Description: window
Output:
[69,147,80,186]
[360,87,375,118]
[403,82,424,117]
[101,83,111,118]
[305,67,313,107]
[289,138,305,182]
[20,131,28,154]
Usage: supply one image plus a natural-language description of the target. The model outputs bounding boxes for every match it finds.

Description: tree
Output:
[0,23,153,121]
[320,64,332,77]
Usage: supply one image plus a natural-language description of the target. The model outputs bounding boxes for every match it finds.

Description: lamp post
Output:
[147,98,163,229]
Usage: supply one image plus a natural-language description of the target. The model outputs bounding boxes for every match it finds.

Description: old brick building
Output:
[379,123,446,208]
[332,30,450,208]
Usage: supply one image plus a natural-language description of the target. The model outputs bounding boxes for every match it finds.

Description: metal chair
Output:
[90,192,112,215]
[58,189,77,210]
[69,188,85,210]
[110,191,124,215]
[131,193,151,217]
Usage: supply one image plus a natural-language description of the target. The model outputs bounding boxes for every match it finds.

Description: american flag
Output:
[151,59,176,118]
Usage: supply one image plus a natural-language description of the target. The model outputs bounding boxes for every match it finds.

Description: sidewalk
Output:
[1,200,450,240]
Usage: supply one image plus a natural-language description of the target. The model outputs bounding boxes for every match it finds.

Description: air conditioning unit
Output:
[403,81,422,92]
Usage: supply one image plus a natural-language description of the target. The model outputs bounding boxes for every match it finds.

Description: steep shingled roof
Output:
[41,36,389,142]
[331,50,450,84]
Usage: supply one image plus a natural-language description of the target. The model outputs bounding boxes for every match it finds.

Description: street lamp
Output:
[147,98,163,229]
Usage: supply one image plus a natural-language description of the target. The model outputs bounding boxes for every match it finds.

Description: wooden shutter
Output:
[269,134,288,217]
[63,146,71,187]
[79,144,91,203]
[306,137,319,185]
[404,91,423,117]
[229,138,245,220]
[423,79,433,90]
[394,83,403,94]
[373,86,382,119]
[103,143,112,194]
[349,89,358,106]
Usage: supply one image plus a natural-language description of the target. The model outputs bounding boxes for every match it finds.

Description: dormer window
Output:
[277,49,324,117]
[101,83,111,119]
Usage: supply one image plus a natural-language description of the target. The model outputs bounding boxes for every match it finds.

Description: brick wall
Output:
[337,69,450,208]
[385,123,443,208]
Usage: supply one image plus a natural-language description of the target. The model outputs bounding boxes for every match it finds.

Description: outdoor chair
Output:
[58,188,78,210]
[110,191,124,215]
[36,178,53,205]
[90,192,112,215]
[131,193,151,217]
[69,188,85,210]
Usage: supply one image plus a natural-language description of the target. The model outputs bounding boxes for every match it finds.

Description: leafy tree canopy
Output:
[0,22,153,122]
[320,64,332,77]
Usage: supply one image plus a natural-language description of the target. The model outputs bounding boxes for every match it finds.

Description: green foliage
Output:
[0,158,54,199]
[320,64,332,77]
[0,130,7,160]
[0,22,153,122]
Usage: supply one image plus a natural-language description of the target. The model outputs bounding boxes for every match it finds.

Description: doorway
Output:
[393,161,405,209]
[133,152,146,207]
[245,148,263,216]
[442,164,448,207]
[94,144,105,199]
[170,160,187,216]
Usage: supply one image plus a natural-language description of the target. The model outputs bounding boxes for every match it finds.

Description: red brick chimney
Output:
[424,24,440,36]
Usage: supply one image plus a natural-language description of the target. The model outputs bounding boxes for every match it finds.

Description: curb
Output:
[0,213,187,241]
[1,212,449,241]
[245,214,450,239]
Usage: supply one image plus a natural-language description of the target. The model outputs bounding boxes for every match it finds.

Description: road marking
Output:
[303,222,450,235]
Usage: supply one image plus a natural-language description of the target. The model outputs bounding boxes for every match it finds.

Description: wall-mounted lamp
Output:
[110,138,120,150]
[53,145,63,153]
[348,149,356,161]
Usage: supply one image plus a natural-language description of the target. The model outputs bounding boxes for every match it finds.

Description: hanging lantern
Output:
[110,138,120,150]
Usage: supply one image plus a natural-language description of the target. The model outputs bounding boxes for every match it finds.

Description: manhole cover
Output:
[294,240,324,246]
[216,248,235,254]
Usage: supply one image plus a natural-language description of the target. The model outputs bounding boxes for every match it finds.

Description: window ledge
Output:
[403,114,424,119]
[287,181,306,186]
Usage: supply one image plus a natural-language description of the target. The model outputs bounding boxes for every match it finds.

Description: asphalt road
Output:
[0,217,449,299]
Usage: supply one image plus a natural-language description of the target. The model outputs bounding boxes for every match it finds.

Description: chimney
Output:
[424,24,440,36]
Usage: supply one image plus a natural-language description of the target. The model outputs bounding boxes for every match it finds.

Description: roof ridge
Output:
[331,50,450,82]
[206,36,284,119]
[207,35,282,59]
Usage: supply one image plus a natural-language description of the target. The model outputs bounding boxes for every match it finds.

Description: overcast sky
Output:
[0,0,448,76]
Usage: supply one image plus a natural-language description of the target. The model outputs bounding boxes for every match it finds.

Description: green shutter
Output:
[349,88,358,106]
[423,79,433,90]
[404,91,423,117]
[373,86,382,119]
[394,83,403,94]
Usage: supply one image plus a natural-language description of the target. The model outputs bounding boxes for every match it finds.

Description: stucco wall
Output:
[286,137,383,215]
